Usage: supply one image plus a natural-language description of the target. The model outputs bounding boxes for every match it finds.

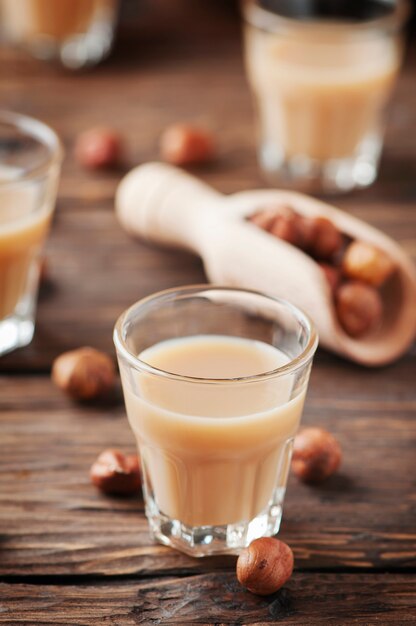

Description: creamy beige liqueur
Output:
[245,23,401,160]
[0,186,51,320]
[124,335,306,527]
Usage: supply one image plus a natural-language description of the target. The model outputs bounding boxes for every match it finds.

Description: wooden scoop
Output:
[115,162,416,366]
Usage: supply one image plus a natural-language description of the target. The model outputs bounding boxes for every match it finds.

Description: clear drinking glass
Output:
[0,111,62,356]
[0,0,119,69]
[242,0,408,193]
[114,286,318,557]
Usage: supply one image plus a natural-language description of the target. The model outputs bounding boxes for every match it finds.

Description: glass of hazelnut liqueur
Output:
[0,0,119,69]
[114,286,318,556]
[242,0,409,193]
[0,112,62,356]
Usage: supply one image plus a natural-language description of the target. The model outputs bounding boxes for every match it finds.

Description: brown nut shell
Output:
[90,449,141,496]
[52,347,115,401]
[292,427,342,484]
[336,281,383,337]
[160,124,215,166]
[342,240,396,287]
[236,537,294,596]
[300,216,344,259]
[75,127,123,170]
[270,214,302,246]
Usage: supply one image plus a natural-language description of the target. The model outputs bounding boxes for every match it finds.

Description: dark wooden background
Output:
[0,1,415,624]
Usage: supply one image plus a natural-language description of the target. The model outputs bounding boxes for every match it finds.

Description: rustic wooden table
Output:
[0,3,415,624]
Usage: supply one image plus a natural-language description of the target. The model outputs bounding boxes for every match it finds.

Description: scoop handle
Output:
[115,162,222,253]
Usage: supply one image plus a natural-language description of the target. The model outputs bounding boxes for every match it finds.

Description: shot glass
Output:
[114,286,318,556]
[242,0,408,193]
[0,0,119,69]
[0,111,62,356]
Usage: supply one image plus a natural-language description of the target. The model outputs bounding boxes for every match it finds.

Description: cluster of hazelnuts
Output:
[248,206,396,338]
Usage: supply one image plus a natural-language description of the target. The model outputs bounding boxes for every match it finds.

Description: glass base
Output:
[259,134,382,194]
[22,22,115,69]
[0,292,37,356]
[26,34,113,70]
[0,314,35,357]
[146,487,286,557]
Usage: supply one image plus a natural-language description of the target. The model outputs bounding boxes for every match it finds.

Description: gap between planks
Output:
[2,565,416,587]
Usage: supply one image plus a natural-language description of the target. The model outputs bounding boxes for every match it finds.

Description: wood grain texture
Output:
[1,573,416,625]
[0,357,415,577]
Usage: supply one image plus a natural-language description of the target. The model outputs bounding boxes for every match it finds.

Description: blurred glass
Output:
[0,0,119,69]
[0,112,62,356]
[242,0,409,194]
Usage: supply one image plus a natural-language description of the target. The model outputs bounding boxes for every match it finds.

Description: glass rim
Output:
[241,0,410,35]
[113,285,319,385]
[0,110,64,188]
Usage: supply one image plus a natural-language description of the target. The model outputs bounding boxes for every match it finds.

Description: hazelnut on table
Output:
[292,427,342,484]
[75,127,123,170]
[236,537,294,596]
[51,347,115,401]
[90,449,141,496]
[160,123,215,166]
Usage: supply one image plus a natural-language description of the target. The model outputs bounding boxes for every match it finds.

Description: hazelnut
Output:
[318,263,341,294]
[248,209,278,231]
[300,216,343,259]
[292,427,342,484]
[75,127,123,169]
[267,206,306,248]
[336,281,383,337]
[160,123,215,165]
[270,214,301,247]
[236,537,294,596]
[90,449,141,496]
[52,347,115,401]
[342,241,396,287]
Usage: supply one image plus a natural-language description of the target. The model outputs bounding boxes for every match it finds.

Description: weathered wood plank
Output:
[0,572,415,625]
[0,359,414,577]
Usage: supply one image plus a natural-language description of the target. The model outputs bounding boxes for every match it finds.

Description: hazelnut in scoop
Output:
[319,262,341,294]
[300,216,344,259]
[336,281,382,337]
[342,240,396,287]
